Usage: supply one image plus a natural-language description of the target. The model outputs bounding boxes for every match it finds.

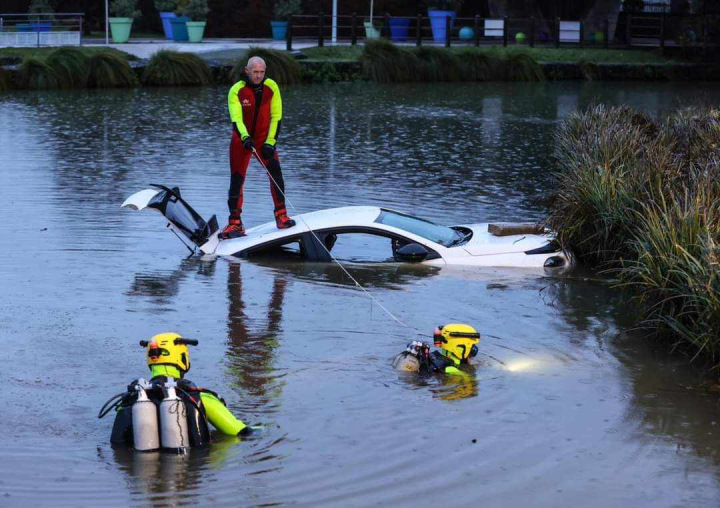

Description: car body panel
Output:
[122,187,570,269]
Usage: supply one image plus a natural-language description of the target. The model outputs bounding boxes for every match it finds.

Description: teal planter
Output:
[186,21,206,43]
[159,12,176,40]
[427,10,455,43]
[170,17,190,41]
[270,21,287,41]
[109,17,133,43]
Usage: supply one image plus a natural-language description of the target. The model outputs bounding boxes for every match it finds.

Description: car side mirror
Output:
[395,243,429,263]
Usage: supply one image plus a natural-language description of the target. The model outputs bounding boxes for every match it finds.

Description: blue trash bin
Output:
[170,17,190,42]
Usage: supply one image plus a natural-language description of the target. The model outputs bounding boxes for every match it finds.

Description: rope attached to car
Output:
[251,148,422,334]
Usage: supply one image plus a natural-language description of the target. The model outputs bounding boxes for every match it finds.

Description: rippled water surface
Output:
[2,81,720,507]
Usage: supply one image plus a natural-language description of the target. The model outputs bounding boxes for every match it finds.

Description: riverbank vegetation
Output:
[303,45,672,64]
[230,47,302,85]
[549,105,720,368]
[142,50,212,86]
[360,40,545,83]
[4,47,136,89]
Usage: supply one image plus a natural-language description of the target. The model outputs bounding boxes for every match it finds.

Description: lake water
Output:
[1,80,720,507]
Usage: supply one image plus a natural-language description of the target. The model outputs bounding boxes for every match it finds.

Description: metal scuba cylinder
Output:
[131,381,160,452]
[159,379,189,453]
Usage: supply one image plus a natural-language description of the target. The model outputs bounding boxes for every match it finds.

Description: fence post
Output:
[626,14,632,47]
[287,15,293,50]
[474,15,480,47]
[318,12,324,47]
[556,17,560,48]
[445,14,451,47]
[604,18,609,49]
[416,13,422,46]
[384,12,390,38]
[530,17,535,47]
[660,12,665,52]
[503,16,508,47]
[351,12,357,45]
[579,20,584,49]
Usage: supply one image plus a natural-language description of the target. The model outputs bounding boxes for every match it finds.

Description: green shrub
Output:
[154,0,176,11]
[457,50,503,81]
[413,46,462,82]
[505,50,544,81]
[87,51,137,88]
[274,0,302,21]
[578,59,599,80]
[550,105,720,368]
[0,67,9,92]
[231,47,302,85]
[16,58,60,90]
[360,39,421,83]
[28,0,53,14]
[142,50,212,86]
[111,0,140,18]
[46,47,89,88]
[178,0,208,21]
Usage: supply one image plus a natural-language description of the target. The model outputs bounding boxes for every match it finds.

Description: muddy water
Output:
[1,81,720,507]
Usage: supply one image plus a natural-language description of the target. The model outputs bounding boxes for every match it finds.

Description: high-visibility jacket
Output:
[228,77,282,147]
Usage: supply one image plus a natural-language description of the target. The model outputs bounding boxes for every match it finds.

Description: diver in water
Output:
[100,332,252,452]
[393,324,480,376]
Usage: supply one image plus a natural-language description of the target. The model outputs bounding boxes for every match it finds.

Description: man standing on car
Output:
[220,56,295,239]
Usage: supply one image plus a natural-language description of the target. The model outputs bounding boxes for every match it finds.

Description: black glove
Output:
[261,143,276,159]
[242,137,255,151]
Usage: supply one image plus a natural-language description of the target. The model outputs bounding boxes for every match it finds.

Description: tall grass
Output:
[415,46,462,82]
[16,58,59,90]
[46,47,89,88]
[359,41,543,83]
[87,51,137,88]
[505,50,544,81]
[550,105,720,367]
[360,39,420,83]
[0,67,9,92]
[142,50,212,86]
[230,47,302,85]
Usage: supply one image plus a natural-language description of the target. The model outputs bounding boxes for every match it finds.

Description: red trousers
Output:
[228,132,286,219]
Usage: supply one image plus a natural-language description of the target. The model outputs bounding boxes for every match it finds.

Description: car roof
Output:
[247,206,384,235]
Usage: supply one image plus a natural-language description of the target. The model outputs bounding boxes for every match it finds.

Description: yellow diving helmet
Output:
[139,332,198,375]
[433,323,480,363]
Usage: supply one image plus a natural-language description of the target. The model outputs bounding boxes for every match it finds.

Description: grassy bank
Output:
[303,44,672,64]
[548,105,720,368]
[0,46,135,62]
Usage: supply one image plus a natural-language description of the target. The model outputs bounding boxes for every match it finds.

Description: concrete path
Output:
[82,37,327,59]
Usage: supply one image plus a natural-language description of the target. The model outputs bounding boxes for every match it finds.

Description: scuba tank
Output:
[159,378,190,453]
[131,380,160,452]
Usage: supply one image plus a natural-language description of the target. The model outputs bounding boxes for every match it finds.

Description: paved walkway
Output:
[82,37,326,59]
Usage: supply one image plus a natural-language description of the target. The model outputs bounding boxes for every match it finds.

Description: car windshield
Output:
[375,209,464,247]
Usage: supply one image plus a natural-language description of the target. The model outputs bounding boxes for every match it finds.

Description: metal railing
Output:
[285,12,715,53]
[0,13,83,48]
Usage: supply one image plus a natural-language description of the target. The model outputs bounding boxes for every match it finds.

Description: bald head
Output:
[245,56,267,85]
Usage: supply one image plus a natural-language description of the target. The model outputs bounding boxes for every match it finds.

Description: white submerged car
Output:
[122,185,571,269]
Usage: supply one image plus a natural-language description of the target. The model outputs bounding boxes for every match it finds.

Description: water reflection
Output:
[108,448,206,503]
[225,260,287,409]
[127,256,216,305]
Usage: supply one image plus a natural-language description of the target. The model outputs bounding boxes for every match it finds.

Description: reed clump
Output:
[46,47,89,88]
[142,50,212,86]
[87,51,137,88]
[549,105,720,367]
[360,39,421,83]
[231,47,302,85]
[16,57,59,90]
[359,41,542,83]
[0,67,9,92]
